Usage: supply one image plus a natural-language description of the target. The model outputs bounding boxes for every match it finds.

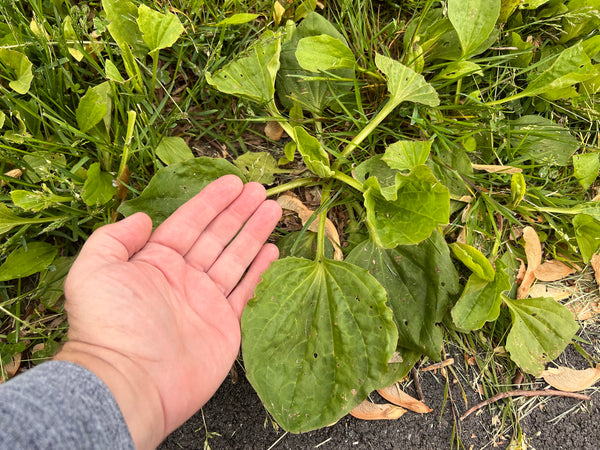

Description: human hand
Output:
[54,175,281,449]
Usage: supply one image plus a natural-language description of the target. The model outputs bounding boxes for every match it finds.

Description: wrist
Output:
[55,341,166,450]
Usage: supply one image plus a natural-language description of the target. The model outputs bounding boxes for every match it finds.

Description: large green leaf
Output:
[102,0,146,55]
[81,163,117,207]
[295,34,355,72]
[448,0,501,58]
[0,242,58,282]
[375,54,439,108]
[277,12,354,114]
[560,0,600,43]
[0,204,65,235]
[205,31,281,105]
[573,213,600,263]
[242,257,397,432]
[382,140,432,172]
[363,165,449,248]
[0,49,33,94]
[504,296,578,376]
[573,153,600,190]
[118,157,244,226]
[505,115,579,166]
[346,233,459,360]
[294,126,334,178]
[76,87,108,133]
[451,265,511,332]
[137,4,184,55]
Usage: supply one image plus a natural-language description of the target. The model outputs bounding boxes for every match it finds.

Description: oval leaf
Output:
[382,140,432,172]
[504,296,579,376]
[0,242,58,282]
[296,34,355,72]
[242,257,398,433]
[81,162,117,207]
[0,49,33,94]
[541,364,600,392]
[294,126,334,178]
[137,4,184,54]
[118,157,244,226]
[448,0,501,57]
[156,136,194,165]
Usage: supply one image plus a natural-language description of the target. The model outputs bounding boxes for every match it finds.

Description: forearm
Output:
[54,342,166,449]
[0,360,135,449]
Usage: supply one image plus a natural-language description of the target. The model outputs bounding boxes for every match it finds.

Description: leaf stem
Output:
[316,181,332,262]
[333,170,363,192]
[265,177,320,197]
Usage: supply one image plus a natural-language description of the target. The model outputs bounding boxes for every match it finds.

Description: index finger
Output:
[148,175,244,255]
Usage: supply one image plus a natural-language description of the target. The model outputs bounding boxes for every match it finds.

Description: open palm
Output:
[59,175,281,444]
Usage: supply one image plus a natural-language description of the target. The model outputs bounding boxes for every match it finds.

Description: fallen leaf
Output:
[377,383,432,413]
[471,164,522,174]
[517,226,542,299]
[349,400,406,420]
[265,121,284,141]
[566,300,600,321]
[277,193,343,260]
[534,260,576,282]
[591,253,600,286]
[4,353,21,378]
[541,364,600,392]
[388,352,404,364]
[528,283,572,301]
[516,258,526,285]
[273,1,286,25]
[1,168,24,187]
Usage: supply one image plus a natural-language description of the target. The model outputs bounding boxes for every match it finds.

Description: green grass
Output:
[1,0,600,446]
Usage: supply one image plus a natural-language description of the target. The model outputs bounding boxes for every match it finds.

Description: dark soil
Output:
[159,345,600,450]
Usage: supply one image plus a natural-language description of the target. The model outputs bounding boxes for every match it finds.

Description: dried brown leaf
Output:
[517,226,542,299]
[1,168,24,187]
[534,260,577,282]
[516,258,526,285]
[265,121,284,141]
[528,284,572,301]
[4,353,21,378]
[377,384,432,413]
[567,300,600,321]
[591,253,600,286]
[349,400,407,420]
[471,164,522,174]
[541,364,600,392]
[277,194,343,260]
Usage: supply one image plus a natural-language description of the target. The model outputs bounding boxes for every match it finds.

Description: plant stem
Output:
[265,177,320,197]
[316,181,333,262]
[150,51,159,99]
[333,170,363,192]
[338,99,398,163]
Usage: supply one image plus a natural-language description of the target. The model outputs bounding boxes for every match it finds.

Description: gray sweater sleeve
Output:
[0,361,134,450]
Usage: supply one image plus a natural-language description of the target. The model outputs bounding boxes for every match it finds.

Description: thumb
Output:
[78,212,153,263]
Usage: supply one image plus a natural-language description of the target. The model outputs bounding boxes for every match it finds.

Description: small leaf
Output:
[382,140,432,172]
[242,257,398,432]
[574,214,600,263]
[76,87,108,133]
[0,49,33,94]
[11,190,73,212]
[277,231,335,260]
[573,153,600,190]
[0,242,58,282]
[233,151,287,185]
[349,400,406,420]
[137,4,184,54]
[363,165,449,248]
[206,30,281,105]
[450,243,495,281]
[105,59,125,83]
[0,204,63,235]
[451,265,511,331]
[511,172,526,208]
[375,54,439,108]
[346,233,459,360]
[215,13,260,26]
[436,61,483,80]
[542,364,600,392]
[81,163,117,206]
[296,34,355,72]
[448,0,501,57]
[118,157,244,227]
[534,260,577,282]
[294,126,334,178]
[504,296,579,376]
[155,136,194,165]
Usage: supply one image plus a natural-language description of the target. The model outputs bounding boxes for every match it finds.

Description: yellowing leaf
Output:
[529,284,572,301]
[517,226,542,299]
[471,164,522,174]
[541,364,600,392]
[534,260,577,282]
[377,384,432,413]
[349,400,406,420]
